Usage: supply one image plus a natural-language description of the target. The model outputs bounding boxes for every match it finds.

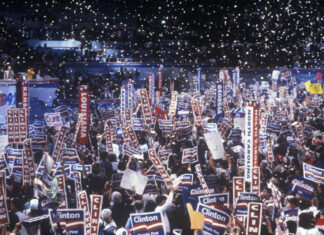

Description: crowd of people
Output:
[0,70,323,235]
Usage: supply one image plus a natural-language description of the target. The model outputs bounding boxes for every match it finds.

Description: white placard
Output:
[120,169,148,195]
[204,131,224,160]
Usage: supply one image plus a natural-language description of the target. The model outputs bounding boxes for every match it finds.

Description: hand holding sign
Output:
[186,203,204,231]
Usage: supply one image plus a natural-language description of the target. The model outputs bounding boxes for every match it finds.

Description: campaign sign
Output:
[0,180,9,226]
[112,173,123,190]
[197,203,231,235]
[283,208,299,222]
[158,149,172,161]
[235,193,261,216]
[288,175,315,199]
[203,122,218,133]
[130,211,164,235]
[49,209,85,235]
[123,144,143,160]
[246,202,262,235]
[303,163,324,185]
[69,164,92,179]
[198,193,230,208]
[182,146,198,164]
[132,118,156,131]
[174,174,193,187]
[143,175,157,194]
[215,81,224,122]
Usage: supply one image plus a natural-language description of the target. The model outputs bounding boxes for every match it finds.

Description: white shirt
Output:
[154,191,174,233]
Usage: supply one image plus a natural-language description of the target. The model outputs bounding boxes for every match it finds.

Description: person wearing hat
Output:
[99,208,117,235]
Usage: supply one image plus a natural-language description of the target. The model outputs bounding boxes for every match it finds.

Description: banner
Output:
[22,150,31,185]
[62,148,80,165]
[105,121,114,154]
[44,112,62,129]
[79,85,89,145]
[169,91,178,117]
[148,149,173,187]
[195,164,210,195]
[197,203,231,235]
[120,86,126,123]
[233,177,245,206]
[244,104,254,182]
[52,126,68,162]
[24,139,35,180]
[259,112,268,134]
[77,190,91,235]
[74,171,83,192]
[303,163,324,185]
[120,124,132,146]
[251,167,260,195]
[233,67,240,97]
[174,174,193,187]
[246,202,262,235]
[90,195,103,235]
[203,122,218,133]
[60,136,91,156]
[148,72,155,105]
[182,146,198,164]
[204,131,224,160]
[143,175,157,194]
[158,67,163,96]
[283,208,299,222]
[139,89,153,126]
[127,81,134,113]
[127,124,141,151]
[49,209,85,235]
[252,103,260,168]
[197,68,202,93]
[266,137,274,162]
[191,98,203,126]
[130,211,164,235]
[22,81,29,129]
[7,108,27,143]
[215,81,224,122]
[198,193,229,208]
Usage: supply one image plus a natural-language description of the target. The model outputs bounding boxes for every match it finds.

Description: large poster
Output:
[0,81,16,124]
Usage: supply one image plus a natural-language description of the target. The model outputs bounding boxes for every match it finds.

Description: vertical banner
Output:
[125,108,132,127]
[77,190,91,235]
[52,126,68,162]
[292,122,306,149]
[23,139,34,183]
[253,103,260,168]
[232,67,240,97]
[191,98,202,126]
[74,113,83,141]
[266,137,274,162]
[78,85,89,145]
[246,202,262,235]
[148,72,155,106]
[195,164,210,195]
[197,68,202,93]
[127,125,141,151]
[215,81,224,122]
[120,86,126,123]
[223,100,231,120]
[168,91,178,117]
[127,81,134,113]
[244,104,254,182]
[120,124,132,146]
[0,181,9,226]
[22,81,29,130]
[148,149,173,187]
[90,195,103,235]
[22,150,31,185]
[57,175,68,209]
[105,123,114,154]
[170,80,174,93]
[139,89,153,126]
[158,66,163,96]
[7,108,27,143]
[259,112,268,134]
[233,177,245,206]
[251,167,260,195]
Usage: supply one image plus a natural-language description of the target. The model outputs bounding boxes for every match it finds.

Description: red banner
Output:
[251,167,260,195]
[105,123,114,154]
[77,190,91,234]
[148,149,173,187]
[58,175,68,209]
[233,177,245,205]
[223,100,231,120]
[246,202,262,235]
[293,122,305,149]
[168,91,178,117]
[7,108,27,143]
[90,195,103,235]
[125,108,132,126]
[120,124,132,146]
[139,89,153,126]
[52,126,68,162]
[79,85,89,145]
[127,125,141,151]
[266,137,274,162]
